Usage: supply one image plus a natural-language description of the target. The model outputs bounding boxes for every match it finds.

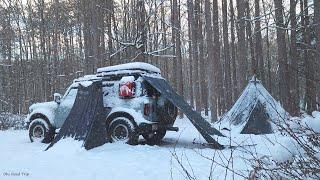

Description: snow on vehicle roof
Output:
[97,62,161,74]
[73,75,100,83]
[120,76,135,83]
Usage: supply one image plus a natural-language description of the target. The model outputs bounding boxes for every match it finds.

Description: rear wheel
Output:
[142,130,166,144]
[29,119,55,143]
[107,117,138,145]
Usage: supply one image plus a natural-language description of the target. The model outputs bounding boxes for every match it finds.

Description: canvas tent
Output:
[218,76,289,134]
[46,81,110,150]
[142,75,225,149]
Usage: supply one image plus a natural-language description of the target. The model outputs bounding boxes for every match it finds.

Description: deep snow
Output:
[0,117,295,180]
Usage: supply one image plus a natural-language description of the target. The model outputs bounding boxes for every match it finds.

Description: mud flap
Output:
[142,75,225,149]
[46,81,110,151]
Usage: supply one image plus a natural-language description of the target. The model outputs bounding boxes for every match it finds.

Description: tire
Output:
[107,117,138,145]
[29,118,55,143]
[142,130,166,144]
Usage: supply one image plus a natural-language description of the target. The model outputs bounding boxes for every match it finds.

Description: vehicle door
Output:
[54,87,78,128]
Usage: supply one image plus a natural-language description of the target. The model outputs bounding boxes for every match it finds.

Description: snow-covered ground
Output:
[0,117,293,180]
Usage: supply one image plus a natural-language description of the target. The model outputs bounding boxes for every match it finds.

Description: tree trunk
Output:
[136,0,147,62]
[204,0,217,120]
[161,3,169,79]
[187,0,194,107]
[222,0,232,110]
[289,0,299,115]
[303,0,316,114]
[262,0,272,93]
[245,1,256,75]
[315,0,320,109]
[106,0,114,65]
[213,0,223,115]
[274,0,290,111]
[171,0,178,90]
[230,0,238,101]
[171,0,184,117]
[254,0,264,82]
[197,2,208,115]
[236,0,247,90]
[193,0,201,112]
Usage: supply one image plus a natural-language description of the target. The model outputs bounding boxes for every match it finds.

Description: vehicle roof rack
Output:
[96,62,161,74]
[73,75,101,83]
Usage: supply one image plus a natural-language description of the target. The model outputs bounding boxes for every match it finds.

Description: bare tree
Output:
[205,0,217,121]
[236,0,247,90]
[301,0,316,114]
[136,0,147,62]
[229,0,238,101]
[197,2,208,115]
[261,0,272,93]
[193,0,201,112]
[274,0,290,111]
[254,0,264,82]
[222,0,232,110]
[316,0,320,106]
[289,0,299,116]
[245,0,256,75]
[316,0,320,64]
[171,0,184,117]
[187,0,194,108]
[213,0,224,116]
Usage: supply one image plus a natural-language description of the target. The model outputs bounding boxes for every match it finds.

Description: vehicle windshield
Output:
[63,88,78,100]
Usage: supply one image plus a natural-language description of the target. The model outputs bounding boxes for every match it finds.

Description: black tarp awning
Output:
[142,75,225,149]
[46,81,110,150]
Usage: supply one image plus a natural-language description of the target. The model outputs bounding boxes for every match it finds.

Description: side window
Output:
[64,88,78,100]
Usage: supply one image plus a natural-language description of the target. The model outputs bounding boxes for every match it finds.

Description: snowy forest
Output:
[0,0,318,119]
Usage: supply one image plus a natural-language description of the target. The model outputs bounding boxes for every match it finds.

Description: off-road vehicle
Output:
[25,62,178,144]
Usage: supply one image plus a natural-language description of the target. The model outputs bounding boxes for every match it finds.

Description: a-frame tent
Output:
[218,76,290,134]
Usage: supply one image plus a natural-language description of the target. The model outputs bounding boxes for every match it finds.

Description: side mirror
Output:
[54,93,62,104]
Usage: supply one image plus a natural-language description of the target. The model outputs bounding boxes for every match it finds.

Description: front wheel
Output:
[142,130,166,144]
[107,117,138,145]
[29,119,55,143]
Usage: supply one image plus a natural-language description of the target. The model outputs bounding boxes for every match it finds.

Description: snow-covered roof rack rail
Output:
[73,75,100,83]
[97,62,161,74]
[96,70,161,79]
